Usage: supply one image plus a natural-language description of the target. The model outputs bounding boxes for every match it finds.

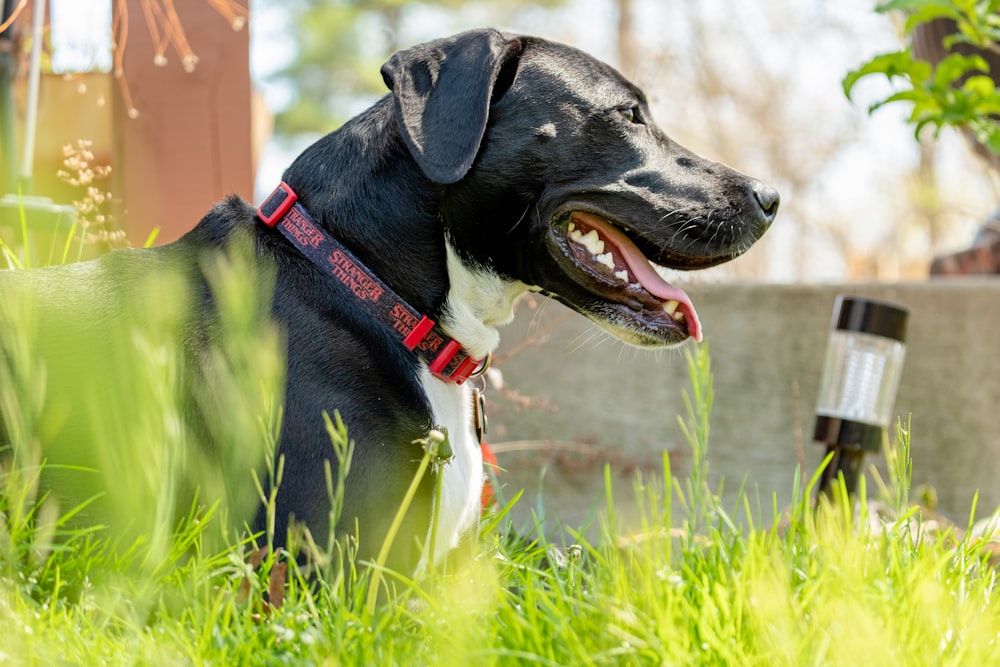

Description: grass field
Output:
[2,239,999,665]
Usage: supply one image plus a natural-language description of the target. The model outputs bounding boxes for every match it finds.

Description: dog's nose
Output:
[752,181,780,227]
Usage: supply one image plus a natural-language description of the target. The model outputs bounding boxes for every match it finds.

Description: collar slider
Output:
[257,182,298,227]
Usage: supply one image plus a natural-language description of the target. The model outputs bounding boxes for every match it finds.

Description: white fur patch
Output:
[415,368,483,575]
[536,122,557,138]
[413,241,534,573]
[439,241,530,359]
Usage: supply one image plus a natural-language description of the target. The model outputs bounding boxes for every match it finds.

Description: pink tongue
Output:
[572,212,703,342]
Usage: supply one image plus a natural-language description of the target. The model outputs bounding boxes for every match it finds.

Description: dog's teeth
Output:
[663,300,684,322]
[581,230,605,255]
[596,252,615,269]
[568,227,607,256]
[664,300,686,323]
[614,270,629,282]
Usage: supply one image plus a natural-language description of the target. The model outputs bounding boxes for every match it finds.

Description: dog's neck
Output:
[281,99,528,360]
[283,100,447,310]
[440,241,532,359]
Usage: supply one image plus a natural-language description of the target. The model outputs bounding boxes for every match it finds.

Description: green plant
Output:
[56,140,123,251]
[3,296,1000,666]
[844,0,1000,152]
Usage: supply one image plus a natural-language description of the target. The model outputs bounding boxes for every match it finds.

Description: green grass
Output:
[2,241,999,664]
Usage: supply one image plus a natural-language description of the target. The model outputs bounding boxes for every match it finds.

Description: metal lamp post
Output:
[814,295,909,498]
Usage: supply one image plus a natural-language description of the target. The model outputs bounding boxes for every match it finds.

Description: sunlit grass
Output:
[1,237,999,665]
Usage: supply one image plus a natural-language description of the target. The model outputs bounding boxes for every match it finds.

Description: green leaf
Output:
[961,74,999,98]
[872,89,932,112]
[901,4,963,34]
[842,50,931,100]
[969,100,1000,117]
[969,117,1000,156]
[876,0,952,13]
[931,53,989,90]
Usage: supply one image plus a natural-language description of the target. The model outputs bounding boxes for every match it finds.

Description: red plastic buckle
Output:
[429,341,482,385]
[257,182,298,227]
[449,355,481,385]
[429,339,462,381]
[402,315,436,350]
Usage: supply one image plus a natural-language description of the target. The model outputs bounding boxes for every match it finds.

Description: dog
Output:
[0,29,777,577]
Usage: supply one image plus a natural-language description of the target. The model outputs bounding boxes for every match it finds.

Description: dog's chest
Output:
[416,368,483,572]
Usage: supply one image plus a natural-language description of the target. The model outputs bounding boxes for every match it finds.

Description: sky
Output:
[49,0,111,72]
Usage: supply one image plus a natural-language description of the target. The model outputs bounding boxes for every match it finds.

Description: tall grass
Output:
[1,245,998,667]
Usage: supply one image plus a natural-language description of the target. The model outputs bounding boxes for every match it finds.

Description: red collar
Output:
[257,182,487,385]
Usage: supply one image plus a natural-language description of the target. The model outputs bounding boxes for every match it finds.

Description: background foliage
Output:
[844,0,1000,155]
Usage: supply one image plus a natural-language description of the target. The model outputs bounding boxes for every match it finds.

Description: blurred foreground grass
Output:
[1,238,999,665]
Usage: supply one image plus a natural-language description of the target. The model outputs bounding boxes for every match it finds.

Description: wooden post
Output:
[111,1,253,245]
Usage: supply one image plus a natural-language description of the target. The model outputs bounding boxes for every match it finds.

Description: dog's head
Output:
[381,29,778,346]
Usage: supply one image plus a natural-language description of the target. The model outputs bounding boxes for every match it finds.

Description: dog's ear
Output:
[381,30,523,184]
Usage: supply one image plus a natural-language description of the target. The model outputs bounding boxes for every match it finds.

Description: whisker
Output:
[508,202,535,234]
[568,326,612,355]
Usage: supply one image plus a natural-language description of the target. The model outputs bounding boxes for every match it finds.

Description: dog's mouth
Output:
[550,210,702,344]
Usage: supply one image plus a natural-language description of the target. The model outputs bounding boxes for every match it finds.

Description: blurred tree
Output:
[267,0,565,136]
[613,0,637,77]
[845,0,1000,157]
[846,1,1000,268]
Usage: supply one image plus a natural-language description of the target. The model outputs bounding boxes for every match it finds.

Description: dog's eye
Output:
[618,106,642,124]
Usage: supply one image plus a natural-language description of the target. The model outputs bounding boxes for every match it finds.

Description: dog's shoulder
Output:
[178,195,258,249]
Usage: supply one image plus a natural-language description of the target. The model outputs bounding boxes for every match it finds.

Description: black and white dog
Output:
[0,30,777,576]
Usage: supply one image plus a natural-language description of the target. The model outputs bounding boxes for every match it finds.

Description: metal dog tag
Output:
[472,387,488,444]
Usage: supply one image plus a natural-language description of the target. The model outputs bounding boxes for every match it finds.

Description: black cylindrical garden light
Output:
[814,295,909,498]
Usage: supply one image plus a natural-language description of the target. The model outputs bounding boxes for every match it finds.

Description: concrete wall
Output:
[488,281,1000,535]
